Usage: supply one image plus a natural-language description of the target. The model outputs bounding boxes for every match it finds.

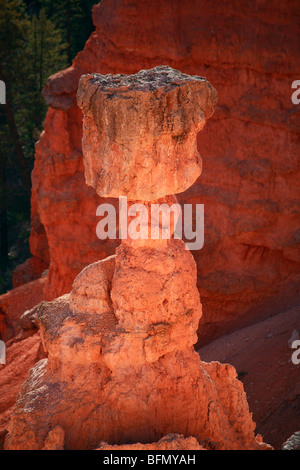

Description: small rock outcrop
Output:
[97,433,205,450]
[77,68,216,200]
[0,333,45,449]
[23,0,299,338]
[5,67,270,451]
[282,432,300,450]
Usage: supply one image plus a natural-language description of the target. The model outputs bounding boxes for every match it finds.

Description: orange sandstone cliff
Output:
[4,66,270,450]
[12,0,299,343]
[0,0,299,451]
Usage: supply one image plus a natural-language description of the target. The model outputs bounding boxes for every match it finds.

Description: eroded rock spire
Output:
[5,66,270,451]
[77,66,217,200]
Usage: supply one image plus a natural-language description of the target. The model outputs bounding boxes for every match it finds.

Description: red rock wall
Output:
[29,0,300,343]
[0,333,45,448]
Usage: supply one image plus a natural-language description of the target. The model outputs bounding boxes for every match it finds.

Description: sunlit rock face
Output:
[17,0,298,346]
[0,0,297,451]
[4,67,271,451]
[77,66,217,200]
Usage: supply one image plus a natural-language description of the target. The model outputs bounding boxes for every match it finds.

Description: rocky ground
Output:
[0,302,298,449]
[198,305,300,449]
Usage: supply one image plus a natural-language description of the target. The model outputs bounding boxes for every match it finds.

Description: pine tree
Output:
[40,0,99,64]
[0,0,99,292]
[0,0,68,291]
[26,8,67,142]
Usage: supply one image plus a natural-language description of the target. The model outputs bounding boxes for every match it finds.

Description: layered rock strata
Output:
[21,0,299,342]
[5,66,270,450]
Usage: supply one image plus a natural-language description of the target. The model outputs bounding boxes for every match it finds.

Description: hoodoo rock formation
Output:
[4,67,270,450]
[1,0,299,451]
[4,0,297,345]
[77,67,216,200]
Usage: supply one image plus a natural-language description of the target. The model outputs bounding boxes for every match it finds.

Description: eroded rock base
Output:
[5,249,270,450]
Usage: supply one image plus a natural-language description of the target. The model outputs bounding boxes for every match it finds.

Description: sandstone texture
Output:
[15,0,298,343]
[12,256,48,289]
[282,432,300,450]
[77,66,217,200]
[69,255,115,315]
[122,195,180,249]
[97,433,205,450]
[1,0,299,451]
[4,292,268,450]
[198,305,300,450]
[0,281,47,446]
[107,239,201,367]
[0,333,45,449]
[42,426,65,451]
[0,278,46,341]
[4,66,271,452]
